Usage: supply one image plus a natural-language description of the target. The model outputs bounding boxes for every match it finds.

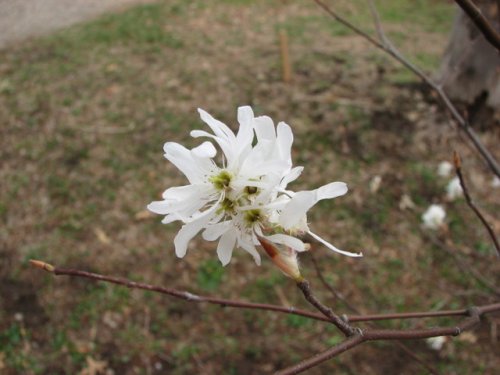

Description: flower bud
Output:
[258,236,303,281]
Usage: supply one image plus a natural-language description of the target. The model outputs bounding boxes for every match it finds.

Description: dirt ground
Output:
[0,0,499,374]
[0,0,154,49]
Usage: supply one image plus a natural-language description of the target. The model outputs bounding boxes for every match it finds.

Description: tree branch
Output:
[275,304,500,375]
[30,259,500,375]
[296,279,357,336]
[453,152,500,257]
[31,259,497,323]
[313,0,500,178]
[310,252,441,375]
[454,0,500,51]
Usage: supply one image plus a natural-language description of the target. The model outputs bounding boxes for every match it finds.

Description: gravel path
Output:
[0,0,154,49]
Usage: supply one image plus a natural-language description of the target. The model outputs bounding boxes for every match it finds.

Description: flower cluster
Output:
[148,106,361,271]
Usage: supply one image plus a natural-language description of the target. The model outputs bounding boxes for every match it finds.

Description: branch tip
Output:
[453,151,461,169]
[29,259,55,273]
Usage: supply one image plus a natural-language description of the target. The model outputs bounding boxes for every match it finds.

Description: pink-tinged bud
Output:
[258,237,303,281]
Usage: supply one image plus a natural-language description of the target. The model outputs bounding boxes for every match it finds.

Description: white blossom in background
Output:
[492,176,500,188]
[148,106,361,272]
[422,204,446,230]
[446,177,463,200]
[437,161,453,177]
[426,336,446,351]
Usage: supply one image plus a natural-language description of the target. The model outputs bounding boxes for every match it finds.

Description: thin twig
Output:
[29,260,330,321]
[30,259,497,322]
[296,279,357,336]
[422,233,500,296]
[453,152,500,257]
[313,0,500,178]
[454,0,500,51]
[274,334,365,375]
[310,252,441,375]
[275,304,500,375]
[30,260,500,375]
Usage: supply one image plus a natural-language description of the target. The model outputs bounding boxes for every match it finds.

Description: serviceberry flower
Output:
[422,204,446,230]
[446,177,463,200]
[148,106,361,269]
[437,161,453,177]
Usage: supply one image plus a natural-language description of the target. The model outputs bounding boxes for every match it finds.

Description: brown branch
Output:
[453,152,500,257]
[454,0,500,51]
[30,259,498,323]
[296,279,357,336]
[30,260,500,322]
[275,304,500,375]
[28,260,332,322]
[274,334,365,375]
[422,232,500,296]
[310,252,441,375]
[313,0,500,178]
[30,260,500,375]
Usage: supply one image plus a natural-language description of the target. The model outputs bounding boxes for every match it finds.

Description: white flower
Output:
[491,176,500,188]
[148,106,361,268]
[446,177,463,200]
[437,161,453,177]
[422,204,446,230]
[426,336,446,351]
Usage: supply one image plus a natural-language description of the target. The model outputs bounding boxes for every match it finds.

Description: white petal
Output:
[163,142,210,184]
[239,239,261,265]
[202,221,230,241]
[190,130,235,163]
[308,231,363,257]
[217,229,237,266]
[317,182,348,200]
[236,106,255,156]
[162,184,208,200]
[237,106,254,132]
[279,190,316,229]
[276,121,293,163]
[148,186,214,217]
[191,141,217,158]
[280,167,304,189]
[264,233,306,252]
[161,214,182,224]
[173,199,220,258]
[174,220,203,258]
[198,108,235,140]
[279,182,348,230]
[147,200,171,215]
[254,116,276,141]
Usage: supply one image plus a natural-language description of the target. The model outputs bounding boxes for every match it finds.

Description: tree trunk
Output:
[438,1,500,109]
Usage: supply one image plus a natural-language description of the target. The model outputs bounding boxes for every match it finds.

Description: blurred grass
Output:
[1,0,499,374]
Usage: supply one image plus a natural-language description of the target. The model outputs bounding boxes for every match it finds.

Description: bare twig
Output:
[422,233,500,296]
[453,152,500,256]
[31,260,500,375]
[310,253,441,375]
[274,334,365,375]
[296,279,357,336]
[29,260,330,322]
[275,304,500,375]
[454,0,500,51]
[313,0,500,178]
[31,259,494,323]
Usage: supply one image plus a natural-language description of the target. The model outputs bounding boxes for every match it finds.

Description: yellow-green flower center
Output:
[244,186,258,195]
[220,198,236,214]
[244,209,262,224]
[210,170,232,191]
